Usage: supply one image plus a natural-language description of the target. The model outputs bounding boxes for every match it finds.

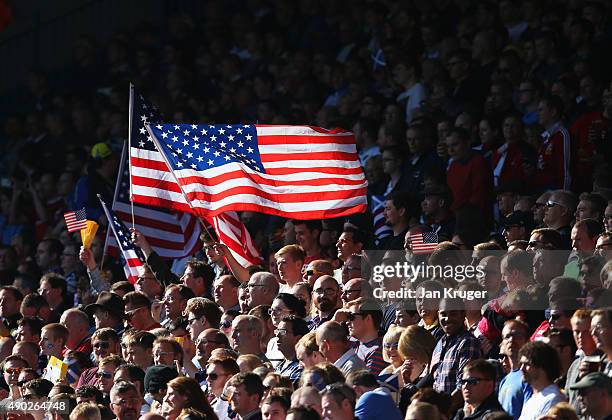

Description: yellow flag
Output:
[80,220,99,249]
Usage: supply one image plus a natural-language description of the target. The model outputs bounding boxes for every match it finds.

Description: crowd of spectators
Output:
[1,0,612,419]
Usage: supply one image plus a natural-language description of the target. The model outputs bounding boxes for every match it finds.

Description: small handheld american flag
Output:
[409,232,439,254]
[63,208,88,233]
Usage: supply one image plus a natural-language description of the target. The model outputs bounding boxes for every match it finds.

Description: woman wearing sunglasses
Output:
[266,293,307,366]
[378,325,406,403]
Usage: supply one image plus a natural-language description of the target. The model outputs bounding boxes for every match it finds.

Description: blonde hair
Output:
[545,402,579,420]
[69,402,101,420]
[398,325,436,364]
[382,325,405,364]
[275,245,306,263]
[236,354,264,372]
[406,402,440,420]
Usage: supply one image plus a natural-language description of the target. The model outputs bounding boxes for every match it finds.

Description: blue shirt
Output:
[355,387,402,420]
[498,369,533,420]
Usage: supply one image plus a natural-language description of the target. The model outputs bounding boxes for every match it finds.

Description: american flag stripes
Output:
[207,212,263,267]
[409,232,439,254]
[132,122,368,220]
[98,195,145,284]
[63,208,88,232]
[105,140,201,260]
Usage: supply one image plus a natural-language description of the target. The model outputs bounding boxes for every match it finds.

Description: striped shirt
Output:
[355,337,388,375]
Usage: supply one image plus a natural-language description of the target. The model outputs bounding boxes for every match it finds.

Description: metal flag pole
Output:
[127,83,136,229]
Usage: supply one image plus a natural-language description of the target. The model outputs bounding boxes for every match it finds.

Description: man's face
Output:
[186,311,208,342]
[415,287,438,322]
[604,204,612,233]
[591,314,612,353]
[347,307,368,340]
[519,356,541,385]
[230,384,258,415]
[0,248,15,272]
[294,224,318,252]
[35,242,56,270]
[341,255,362,285]
[336,232,360,262]
[461,369,494,406]
[196,330,225,362]
[383,200,402,227]
[3,360,25,385]
[181,266,203,293]
[341,279,362,305]
[15,324,37,343]
[276,254,302,283]
[96,364,116,393]
[497,193,517,216]
[262,401,287,420]
[213,277,238,308]
[92,337,115,360]
[571,318,596,356]
[205,362,230,396]
[438,304,465,336]
[548,309,571,330]
[134,270,160,299]
[0,289,20,317]
[124,303,149,331]
[60,245,79,274]
[124,343,152,370]
[537,100,554,127]
[204,242,224,264]
[153,342,177,366]
[93,309,112,329]
[313,277,339,313]
[572,225,597,253]
[445,132,469,159]
[421,195,442,217]
[231,319,256,353]
[501,324,527,358]
[163,287,184,320]
[575,200,594,222]
[321,394,350,420]
[503,224,525,244]
[543,197,566,227]
[576,386,605,417]
[476,257,501,293]
[110,389,142,420]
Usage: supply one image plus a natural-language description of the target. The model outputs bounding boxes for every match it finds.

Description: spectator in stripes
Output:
[275,316,308,386]
[293,220,322,266]
[275,245,306,293]
[345,298,388,375]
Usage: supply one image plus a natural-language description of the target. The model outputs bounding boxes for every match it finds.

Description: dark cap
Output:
[569,372,612,393]
[85,291,125,319]
[503,211,534,229]
[144,365,178,394]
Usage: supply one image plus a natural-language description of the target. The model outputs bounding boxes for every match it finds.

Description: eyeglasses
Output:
[220,321,232,329]
[341,289,361,295]
[207,372,225,381]
[460,377,489,386]
[305,269,322,277]
[548,313,562,321]
[196,339,224,347]
[125,307,146,320]
[93,341,110,349]
[383,342,399,350]
[96,371,113,379]
[546,200,564,208]
[4,367,23,374]
[347,312,366,322]
[187,316,204,325]
[247,283,266,289]
[313,288,336,296]
[268,307,290,316]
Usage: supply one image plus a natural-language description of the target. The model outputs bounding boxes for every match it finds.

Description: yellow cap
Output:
[91,143,113,160]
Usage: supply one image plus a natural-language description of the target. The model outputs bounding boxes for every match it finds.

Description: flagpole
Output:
[144,123,216,243]
[127,83,136,229]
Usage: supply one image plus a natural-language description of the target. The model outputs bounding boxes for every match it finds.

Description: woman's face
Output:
[384,337,402,367]
[270,299,291,326]
[161,385,187,420]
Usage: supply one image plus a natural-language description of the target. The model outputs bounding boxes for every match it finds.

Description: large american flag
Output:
[409,232,439,254]
[104,87,202,260]
[98,195,145,284]
[132,123,368,220]
[127,86,262,266]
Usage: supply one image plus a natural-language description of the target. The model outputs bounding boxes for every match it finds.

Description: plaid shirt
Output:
[431,329,482,394]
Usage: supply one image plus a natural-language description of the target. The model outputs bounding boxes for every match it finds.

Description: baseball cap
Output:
[144,365,178,394]
[570,372,612,393]
[91,143,113,160]
[503,211,534,228]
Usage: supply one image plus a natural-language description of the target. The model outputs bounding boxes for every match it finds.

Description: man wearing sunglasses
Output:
[543,190,577,249]
[346,298,388,375]
[123,292,160,332]
[456,359,502,420]
[0,355,28,404]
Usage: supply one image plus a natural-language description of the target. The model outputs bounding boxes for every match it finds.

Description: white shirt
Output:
[519,384,566,420]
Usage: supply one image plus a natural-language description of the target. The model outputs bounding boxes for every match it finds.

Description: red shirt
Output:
[534,123,572,190]
[570,111,609,191]
[447,153,493,218]
[491,142,536,187]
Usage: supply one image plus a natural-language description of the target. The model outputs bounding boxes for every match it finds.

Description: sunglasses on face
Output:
[383,342,399,350]
[347,312,366,322]
[548,313,562,321]
[207,372,223,381]
[460,377,488,386]
[220,321,232,329]
[546,200,564,208]
[4,367,23,374]
[96,371,113,379]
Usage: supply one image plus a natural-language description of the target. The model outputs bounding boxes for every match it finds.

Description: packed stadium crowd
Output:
[1,0,612,419]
